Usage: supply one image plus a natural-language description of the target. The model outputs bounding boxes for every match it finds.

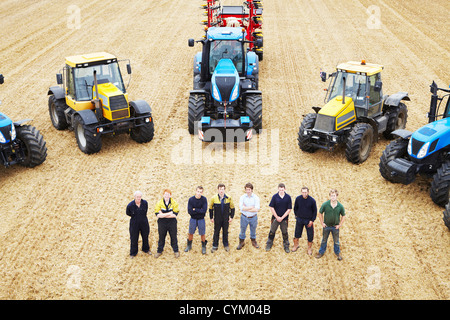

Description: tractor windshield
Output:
[73,62,125,101]
[328,71,366,106]
[209,40,244,75]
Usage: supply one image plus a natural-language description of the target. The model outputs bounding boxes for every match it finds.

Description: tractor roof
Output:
[336,61,383,76]
[207,27,245,40]
[65,52,118,68]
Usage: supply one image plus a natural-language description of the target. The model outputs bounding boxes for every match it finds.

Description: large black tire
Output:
[443,202,450,231]
[188,93,205,134]
[245,94,263,131]
[73,115,102,154]
[379,138,409,181]
[430,161,450,207]
[297,113,318,153]
[345,122,374,164]
[130,115,154,143]
[15,124,47,168]
[48,95,69,130]
[383,102,408,139]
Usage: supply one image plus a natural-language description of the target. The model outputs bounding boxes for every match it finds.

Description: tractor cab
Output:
[57,52,132,122]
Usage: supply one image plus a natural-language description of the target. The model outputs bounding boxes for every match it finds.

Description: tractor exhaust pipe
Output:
[342,76,346,104]
[93,70,103,121]
[428,81,438,123]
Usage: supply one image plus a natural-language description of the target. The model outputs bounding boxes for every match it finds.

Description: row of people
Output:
[125,183,346,260]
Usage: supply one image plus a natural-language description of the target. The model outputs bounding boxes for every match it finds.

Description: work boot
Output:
[184,240,193,252]
[291,238,299,252]
[211,246,218,253]
[315,253,324,259]
[283,236,290,253]
[201,240,207,255]
[251,238,260,249]
[284,243,290,253]
[337,253,343,261]
[236,238,245,250]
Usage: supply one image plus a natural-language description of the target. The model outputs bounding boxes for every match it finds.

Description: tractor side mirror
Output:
[0,74,4,85]
[188,38,195,47]
[320,72,327,82]
[56,73,63,85]
[374,81,382,92]
[126,64,132,75]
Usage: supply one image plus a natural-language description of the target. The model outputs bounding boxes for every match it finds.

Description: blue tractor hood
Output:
[0,112,15,144]
[211,59,240,103]
[408,117,450,159]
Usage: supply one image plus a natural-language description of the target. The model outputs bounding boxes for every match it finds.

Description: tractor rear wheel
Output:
[48,95,69,130]
[298,113,318,153]
[379,138,409,181]
[430,161,450,207]
[188,93,205,134]
[130,115,154,143]
[15,125,47,167]
[74,115,101,154]
[443,202,450,230]
[345,122,374,164]
[383,103,408,139]
[245,94,263,131]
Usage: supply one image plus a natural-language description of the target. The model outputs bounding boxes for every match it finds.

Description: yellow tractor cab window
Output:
[328,71,367,107]
[73,62,125,101]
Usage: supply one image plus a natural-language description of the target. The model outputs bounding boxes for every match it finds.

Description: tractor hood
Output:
[0,112,15,144]
[93,83,130,121]
[408,117,450,159]
[211,59,240,103]
[315,96,356,132]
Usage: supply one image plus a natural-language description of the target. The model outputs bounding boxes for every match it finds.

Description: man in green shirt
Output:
[316,189,346,261]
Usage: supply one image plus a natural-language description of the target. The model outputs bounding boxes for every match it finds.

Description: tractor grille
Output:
[109,95,128,111]
[215,76,236,102]
[411,138,425,155]
[0,124,11,142]
[112,109,129,120]
[314,114,335,133]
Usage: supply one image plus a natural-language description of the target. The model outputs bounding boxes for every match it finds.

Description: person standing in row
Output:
[126,191,151,258]
[185,186,208,254]
[292,187,317,255]
[209,183,235,253]
[316,189,346,261]
[266,183,292,253]
[155,189,180,258]
[237,183,260,250]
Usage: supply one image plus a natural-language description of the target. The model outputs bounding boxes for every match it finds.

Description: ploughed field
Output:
[0,0,448,299]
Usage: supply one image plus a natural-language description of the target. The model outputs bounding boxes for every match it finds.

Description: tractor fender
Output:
[189,89,208,96]
[13,119,32,126]
[129,100,152,115]
[246,51,259,77]
[243,90,262,95]
[76,109,98,126]
[48,86,65,100]
[384,92,410,107]
[390,129,413,139]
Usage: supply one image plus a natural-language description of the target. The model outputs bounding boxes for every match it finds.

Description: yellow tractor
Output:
[48,52,154,154]
[298,60,409,163]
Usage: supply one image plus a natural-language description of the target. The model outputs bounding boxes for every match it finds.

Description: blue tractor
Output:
[0,74,47,168]
[379,81,450,208]
[188,27,262,142]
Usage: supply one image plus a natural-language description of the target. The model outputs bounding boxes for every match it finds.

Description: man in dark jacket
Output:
[185,186,208,254]
[126,191,151,258]
[209,183,235,252]
[292,187,317,255]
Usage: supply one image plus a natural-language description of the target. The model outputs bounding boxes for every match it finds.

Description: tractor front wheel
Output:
[130,115,154,143]
[383,103,408,139]
[188,93,205,134]
[298,113,318,153]
[15,125,47,167]
[379,138,409,181]
[430,161,450,207]
[74,115,101,154]
[246,94,263,132]
[48,95,69,130]
[345,122,374,164]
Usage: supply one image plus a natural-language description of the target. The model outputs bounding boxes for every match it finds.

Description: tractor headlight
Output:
[10,125,16,141]
[212,84,221,101]
[417,142,429,159]
[0,131,5,143]
[230,84,239,102]
[407,139,412,155]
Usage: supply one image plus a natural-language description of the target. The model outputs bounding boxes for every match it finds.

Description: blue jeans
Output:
[318,226,340,255]
[239,214,258,240]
